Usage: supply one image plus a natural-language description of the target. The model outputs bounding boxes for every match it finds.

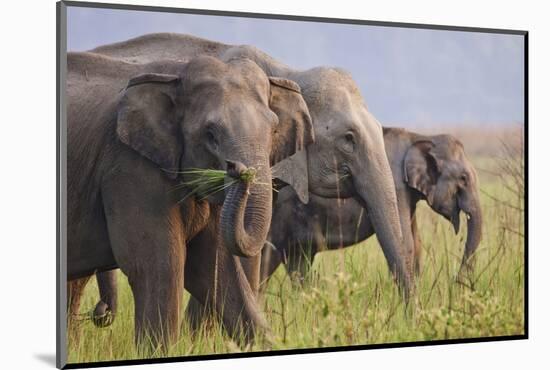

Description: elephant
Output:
[90,33,414,295]
[66,50,314,350]
[261,127,483,286]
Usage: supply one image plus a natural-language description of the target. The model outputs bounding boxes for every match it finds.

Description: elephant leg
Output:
[92,269,118,328]
[125,246,185,352]
[184,295,214,335]
[185,220,268,345]
[411,215,423,276]
[67,276,91,317]
[102,186,186,351]
[67,276,91,343]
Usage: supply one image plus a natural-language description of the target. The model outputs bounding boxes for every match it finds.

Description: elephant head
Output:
[116,56,313,258]
[273,67,412,296]
[404,135,482,276]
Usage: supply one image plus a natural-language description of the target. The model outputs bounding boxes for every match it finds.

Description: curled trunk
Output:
[220,160,273,258]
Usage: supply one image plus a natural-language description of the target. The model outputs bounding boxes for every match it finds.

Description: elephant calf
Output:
[262,127,483,284]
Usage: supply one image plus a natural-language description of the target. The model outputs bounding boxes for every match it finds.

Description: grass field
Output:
[67,126,525,364]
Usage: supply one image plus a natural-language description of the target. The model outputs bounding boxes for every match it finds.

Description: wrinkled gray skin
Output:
[91,33,413,296]
[66,51,314,350]
[262,127,483,285]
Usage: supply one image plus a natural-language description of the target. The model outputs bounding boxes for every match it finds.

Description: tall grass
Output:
[67,128,525,363]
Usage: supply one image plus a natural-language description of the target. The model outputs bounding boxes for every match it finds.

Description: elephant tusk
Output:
[265,240,278,252]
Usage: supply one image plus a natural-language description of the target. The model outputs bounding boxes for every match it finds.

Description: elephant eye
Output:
[206,131,215,142]
[460,173,468,186]
[340,131,356,154]
[205,129,219,150]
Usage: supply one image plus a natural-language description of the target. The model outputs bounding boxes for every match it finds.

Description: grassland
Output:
[67,125,525,364]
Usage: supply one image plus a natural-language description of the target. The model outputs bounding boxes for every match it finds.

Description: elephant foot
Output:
[225,329,274,352]
[184,296,216,337]
[92,300,115,328]
[455,269,476,291]
[230,323,274,350]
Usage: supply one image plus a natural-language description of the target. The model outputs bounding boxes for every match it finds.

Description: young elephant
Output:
[262,127,483,284]
[66,51,313,350]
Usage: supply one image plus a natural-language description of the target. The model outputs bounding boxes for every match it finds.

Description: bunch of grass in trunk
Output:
[176,167,260,201]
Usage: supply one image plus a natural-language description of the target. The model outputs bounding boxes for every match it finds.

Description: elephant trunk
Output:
[354,156,413,300]
[220,158,272,258]
[459,194,482,277]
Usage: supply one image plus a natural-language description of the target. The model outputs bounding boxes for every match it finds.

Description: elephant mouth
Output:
[448,202,477,235]
[439,202,461,234]
[332,165,355,198]
[449,199,475,234]
[450,210,461,234]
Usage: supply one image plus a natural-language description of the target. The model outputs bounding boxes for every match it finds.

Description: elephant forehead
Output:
[227,58,271,89]
[183,56,270,97]
[302,66,360,92]
[183,75,270,113]
[309,89,366,124]
[442,160,466,175]
[204,97,273,122]
[440,159,478,184]
[224,76,270,105]
[431,135,468,163]
[313,97,374,133]
[301,67,362,103]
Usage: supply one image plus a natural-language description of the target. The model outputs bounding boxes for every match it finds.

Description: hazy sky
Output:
[67,6,525,127]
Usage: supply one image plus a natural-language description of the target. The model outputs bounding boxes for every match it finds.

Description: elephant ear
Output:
[268,77,314,204]
[403,139,440,205]
[272,149,309,204]
[116,73,182,179]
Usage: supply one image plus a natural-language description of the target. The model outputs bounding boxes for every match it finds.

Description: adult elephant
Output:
[91,33,413,295]
[262,127,483,285]
[66,51,314,349]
